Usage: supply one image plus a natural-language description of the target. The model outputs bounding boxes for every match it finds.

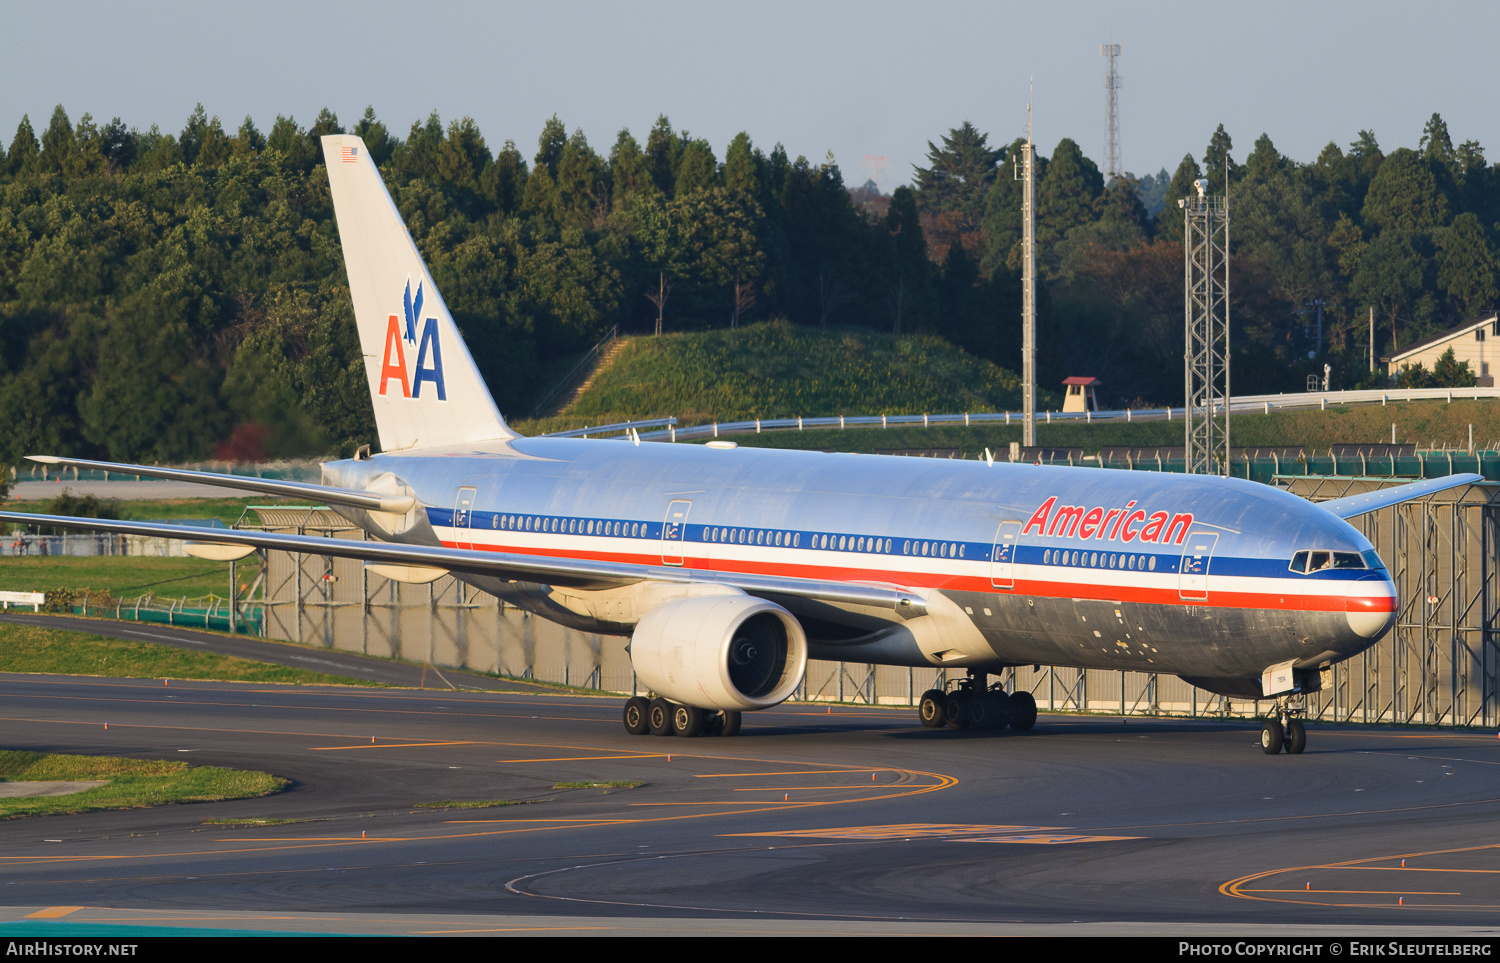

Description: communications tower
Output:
[1101,43,1121,179]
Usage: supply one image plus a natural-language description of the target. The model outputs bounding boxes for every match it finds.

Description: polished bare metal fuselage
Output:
[324,436,1392,690]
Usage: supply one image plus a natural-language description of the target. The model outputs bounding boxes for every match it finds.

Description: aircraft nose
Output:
[1345,573,1396,639]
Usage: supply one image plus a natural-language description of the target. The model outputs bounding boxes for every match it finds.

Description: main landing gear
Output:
[1260,694,1307,755]
[918,670,1037,732]
[622,696,741,737]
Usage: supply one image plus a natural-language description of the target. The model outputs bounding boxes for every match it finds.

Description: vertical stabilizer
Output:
[322,134,516,450]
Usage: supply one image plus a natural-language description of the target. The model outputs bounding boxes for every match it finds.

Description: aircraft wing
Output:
[0,512,926,617]
[1315,472,1485,519]
[22,456,414,515]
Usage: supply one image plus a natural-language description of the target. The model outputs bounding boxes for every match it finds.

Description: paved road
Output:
[0,612,557,693]
[1,673,1497,935]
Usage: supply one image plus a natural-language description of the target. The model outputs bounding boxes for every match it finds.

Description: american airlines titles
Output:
[1022,496,1193,545]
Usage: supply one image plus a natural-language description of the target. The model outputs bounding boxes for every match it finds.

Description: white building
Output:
[1384,314,1499,386]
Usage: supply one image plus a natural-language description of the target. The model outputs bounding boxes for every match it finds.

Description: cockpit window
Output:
[1362,550,1387,571]
[1289,549,1368,574]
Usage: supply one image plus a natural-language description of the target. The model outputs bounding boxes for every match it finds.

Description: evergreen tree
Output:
[265,114,316,170]
[884,186,930,334]
[7,115,38,177]
[1420,112,1455,167]
[352,106,397,166]
[232,116,264,158]
[483,139,528,215]
[179,104,210,166]
[554,128,606,220]
[645,115,677,196]
[723,131,760,198]
[1432,346,1477,387]
[39,105,79,177]
[1437,212,1499,318]
[1036,138,1103,258]
[608,128,650,199]
[913,121,1003,220]
[979,137,1033,277]
[1202,123,1237,191]
[674,137,718,196]
[534,115,567,178]
[195,114,232,169]
[1362,148,1449,233]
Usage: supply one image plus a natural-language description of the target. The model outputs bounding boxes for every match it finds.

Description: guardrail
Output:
[617,385,1500,442]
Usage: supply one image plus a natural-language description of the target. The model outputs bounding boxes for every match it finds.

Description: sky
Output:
[5,1,1498,193]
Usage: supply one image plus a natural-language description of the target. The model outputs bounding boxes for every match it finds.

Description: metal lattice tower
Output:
[1101,43,1121,179]
[1019,104,1037,447]
[1182,180,1230,474]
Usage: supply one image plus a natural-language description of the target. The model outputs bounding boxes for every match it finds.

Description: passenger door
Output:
[991,520,1021,589]
[1178,531,1218,601]
[452,487,477,550]
[662,499,692,566]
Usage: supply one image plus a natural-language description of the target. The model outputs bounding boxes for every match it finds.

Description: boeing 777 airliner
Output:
[6,135,1477,754]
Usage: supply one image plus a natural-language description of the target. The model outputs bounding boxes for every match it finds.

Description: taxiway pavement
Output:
[2,670,1499,934]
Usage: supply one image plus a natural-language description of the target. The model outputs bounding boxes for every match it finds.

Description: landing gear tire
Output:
[719,710,742,737]
[648,698,673,736]
[945,692,973,729]
[1261,719,1285,755]
[1285,718,1306,755]
[1009,691,1038,731]
[919,690,947,728]
[971,691,1011,730]
[672,704,705,738]
[623,697,649,735]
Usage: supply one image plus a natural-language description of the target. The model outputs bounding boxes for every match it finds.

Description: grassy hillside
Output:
[515,321,1033,434]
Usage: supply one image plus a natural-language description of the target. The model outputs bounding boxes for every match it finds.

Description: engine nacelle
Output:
[630,595,807,711]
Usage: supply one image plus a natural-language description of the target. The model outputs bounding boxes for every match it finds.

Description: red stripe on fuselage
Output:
[435,537,1392,614]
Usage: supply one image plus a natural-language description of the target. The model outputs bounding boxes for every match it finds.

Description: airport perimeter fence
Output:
[217,484,1500,729]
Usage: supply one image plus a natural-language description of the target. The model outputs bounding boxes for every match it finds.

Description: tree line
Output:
[0,104,1493,464]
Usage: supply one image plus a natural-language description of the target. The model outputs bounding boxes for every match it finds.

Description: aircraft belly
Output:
[950,590,1371,679]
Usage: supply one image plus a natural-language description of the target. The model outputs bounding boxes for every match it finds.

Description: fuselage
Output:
[323,437,1394,692]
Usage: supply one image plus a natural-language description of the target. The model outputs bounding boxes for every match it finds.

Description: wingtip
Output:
[26,455,60,465]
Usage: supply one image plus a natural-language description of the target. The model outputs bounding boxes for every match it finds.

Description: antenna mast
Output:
[1101,43,1121,179]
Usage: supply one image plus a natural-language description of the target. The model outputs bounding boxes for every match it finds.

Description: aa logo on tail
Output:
[379,279,447,400]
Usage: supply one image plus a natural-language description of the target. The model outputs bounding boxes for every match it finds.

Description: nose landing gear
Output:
[1261,694,1307,755]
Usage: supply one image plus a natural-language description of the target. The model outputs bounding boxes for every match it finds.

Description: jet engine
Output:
[630,595,807,711]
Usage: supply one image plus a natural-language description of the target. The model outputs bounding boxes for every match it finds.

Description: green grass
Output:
[0,750,287,818]
[514,321,1034,434]
[714,399,1500,456]
[0,622,379,686]
[203,817,311,826]
[552,780,642,789]
[0,554,259,601]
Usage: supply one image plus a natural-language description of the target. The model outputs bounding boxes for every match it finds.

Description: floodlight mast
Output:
[1019,93,1037,448]
[1182,178,1231,475]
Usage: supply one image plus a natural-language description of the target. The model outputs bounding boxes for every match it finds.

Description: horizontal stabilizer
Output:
[0,512,926,616]
[24,456,414,515]
[1316,472,1484,519]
